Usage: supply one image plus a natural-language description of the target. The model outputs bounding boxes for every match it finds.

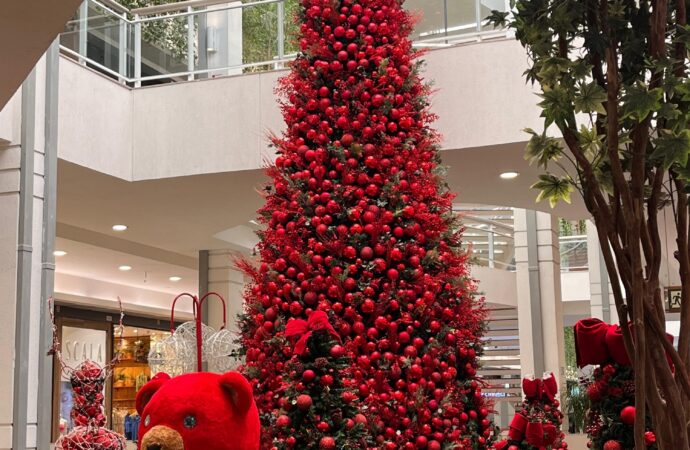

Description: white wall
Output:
[473,266,517,307]
[57,39,543,181]
[57,58,133,180]
[561,271,591,302]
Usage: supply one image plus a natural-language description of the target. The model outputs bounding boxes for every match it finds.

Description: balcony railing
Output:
[560,235,588,272]
[59,0,510,87]
[459,208,591,272]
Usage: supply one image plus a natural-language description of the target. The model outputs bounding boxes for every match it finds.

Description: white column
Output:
[514,209,566,384]
[586,220,619,323]
[0,56,48,450]
[206,250,246,333]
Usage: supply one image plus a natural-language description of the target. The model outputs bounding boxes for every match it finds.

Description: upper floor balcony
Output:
[59,0,510,87]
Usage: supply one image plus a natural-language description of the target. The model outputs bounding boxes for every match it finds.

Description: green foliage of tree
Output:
[118,0,191,62]
[241,0,299,72]
[489,1,690,449]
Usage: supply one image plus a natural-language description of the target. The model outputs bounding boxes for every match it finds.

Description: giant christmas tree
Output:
[238,0,493,448]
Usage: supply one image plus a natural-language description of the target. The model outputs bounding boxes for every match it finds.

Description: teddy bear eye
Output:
[183,415,197,429]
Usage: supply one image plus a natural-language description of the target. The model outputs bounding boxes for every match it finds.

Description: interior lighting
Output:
[112,224,128,232]
[53,250,67,257]
[118,265,132,271]
[499,171,520,180]
[169,276,182,282]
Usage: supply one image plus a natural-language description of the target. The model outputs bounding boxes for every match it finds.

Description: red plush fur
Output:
[136,371,260,450]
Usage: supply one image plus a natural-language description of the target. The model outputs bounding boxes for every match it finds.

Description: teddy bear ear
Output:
[136,372,171,415]
[219,372,255,415]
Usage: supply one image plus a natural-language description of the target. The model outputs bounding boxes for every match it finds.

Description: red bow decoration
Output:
[574,318,674,368]
[284,311,340,356]
[493,440,509,450]
[508,413,528,441]
[522,372,558,402]
[508,414,558,447]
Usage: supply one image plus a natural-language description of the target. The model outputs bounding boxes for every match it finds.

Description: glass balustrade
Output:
[462,223,516,271]
[560,235,589,272]
[59,0,509,86]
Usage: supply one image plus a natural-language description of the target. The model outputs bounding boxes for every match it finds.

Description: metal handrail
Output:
[98,0,130,16]
[61,0,511,87]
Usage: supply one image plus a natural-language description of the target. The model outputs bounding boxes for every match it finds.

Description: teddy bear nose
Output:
[147,445,162,450]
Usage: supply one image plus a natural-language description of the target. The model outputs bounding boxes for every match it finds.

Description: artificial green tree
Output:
[489,1,690,449]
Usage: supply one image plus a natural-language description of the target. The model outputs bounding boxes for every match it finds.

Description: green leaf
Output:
[524,128,563,168]
[575,81,607,114]
[538,85,575,129]
[620,84,663,121]
[577,125,603,158]
[532,174,575,208]
[658,102,681,121]
[651,130,690,170]
[674,24,690,46]
[486,10,510,28]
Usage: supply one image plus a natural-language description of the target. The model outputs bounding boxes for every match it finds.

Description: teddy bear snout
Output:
[140,425,185,450]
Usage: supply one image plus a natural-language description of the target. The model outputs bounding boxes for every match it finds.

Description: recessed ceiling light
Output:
[118,265,132,271]
[112,224,128,232]
[169,276,182,282]
[53,250,67,257]
[499,171,520,180]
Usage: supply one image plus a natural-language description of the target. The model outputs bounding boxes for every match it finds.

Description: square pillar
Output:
[514,209,567,385]
[203,249,246,333]
[586,220,619,323]
[0,53,53,450]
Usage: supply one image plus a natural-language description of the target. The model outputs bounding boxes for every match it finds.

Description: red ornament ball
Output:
[620,405,636,425]
[319,437,336,449]
[603,440,623,450]
[644,431,656,445]
[276,415,291,428]
[296,394,313,411]
[330,344,345,358]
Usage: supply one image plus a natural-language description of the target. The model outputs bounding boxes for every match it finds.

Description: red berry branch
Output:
[237,0,495,448]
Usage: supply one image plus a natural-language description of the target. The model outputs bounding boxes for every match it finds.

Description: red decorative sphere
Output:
[296,394,313,411]
[319,437,336,449]
[276,415,291,428]
[620,405,636,425]
[603,440,623,450]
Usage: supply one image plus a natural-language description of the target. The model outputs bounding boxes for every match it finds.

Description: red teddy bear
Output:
[136,371,260,450]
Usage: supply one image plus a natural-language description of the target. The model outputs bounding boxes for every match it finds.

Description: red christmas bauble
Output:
[644,431,656,445]
[319,436,336,449]
[302,370,316,382]
[276,415,291,428]
[603,440,622,450]
[620,405,636,425]
[296,394,313,411]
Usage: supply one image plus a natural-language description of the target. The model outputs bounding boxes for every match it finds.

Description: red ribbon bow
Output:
[522,372,558,402]
[284,311,340,356]
[508,413,558,447]
[574,318,674,368]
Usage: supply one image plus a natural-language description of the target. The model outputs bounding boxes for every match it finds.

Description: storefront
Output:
[52,303,179,443]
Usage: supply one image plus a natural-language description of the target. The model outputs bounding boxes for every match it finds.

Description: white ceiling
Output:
[56,139,589,297]
[54,237,198,295]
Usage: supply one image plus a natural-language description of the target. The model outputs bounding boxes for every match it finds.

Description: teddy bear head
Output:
[136,371,259,450]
